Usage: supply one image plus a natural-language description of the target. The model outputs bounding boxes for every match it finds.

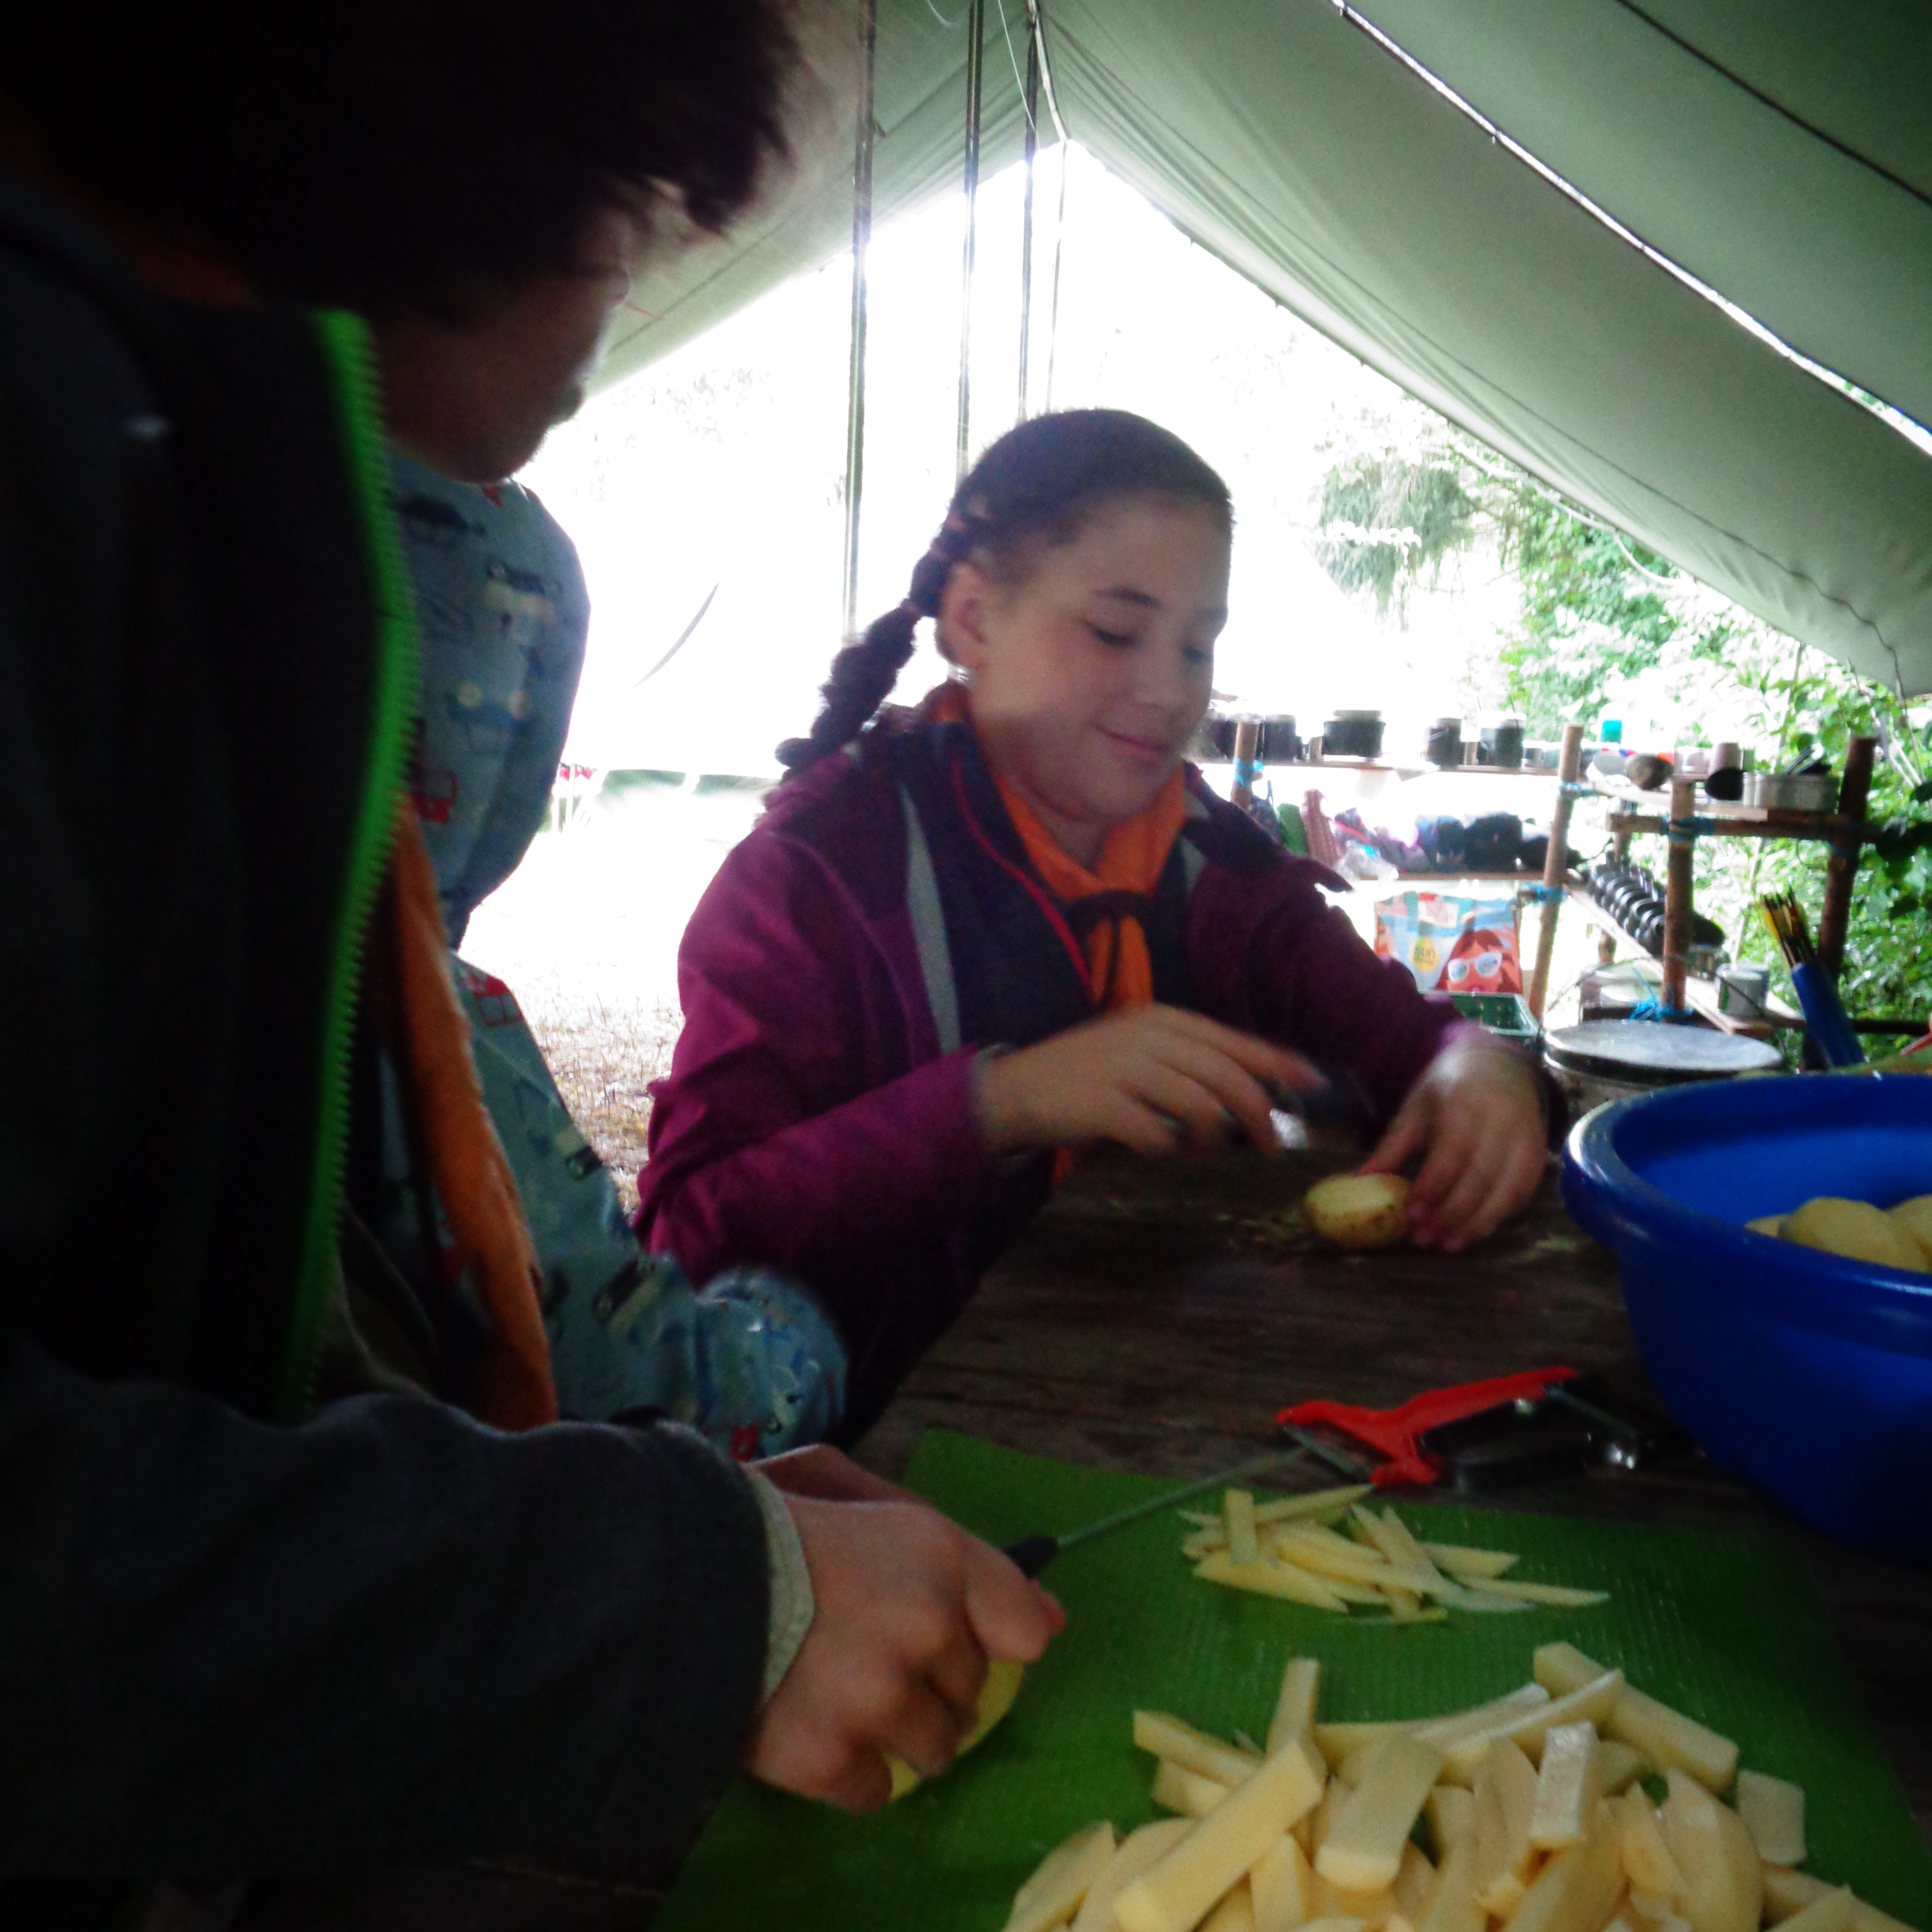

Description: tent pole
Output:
[841,0,878,640]
[1016,20,1040,422]
[956,0,986,482]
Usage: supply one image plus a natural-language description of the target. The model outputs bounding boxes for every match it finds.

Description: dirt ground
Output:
[460,779,768,1214]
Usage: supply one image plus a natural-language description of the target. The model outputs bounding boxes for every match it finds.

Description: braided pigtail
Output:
[778,410,1232,774]
[775,513,976,772]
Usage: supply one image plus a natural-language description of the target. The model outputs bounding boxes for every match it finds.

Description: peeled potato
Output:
[1889,1194,1932,1268]
[1304,1174,1411,1250]
[1781,1198,1927,1274]
[887,1658,1026,1798]
[1744,1215,1784,1238]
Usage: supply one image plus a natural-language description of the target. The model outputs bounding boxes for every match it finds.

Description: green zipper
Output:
[276,309,422,1422]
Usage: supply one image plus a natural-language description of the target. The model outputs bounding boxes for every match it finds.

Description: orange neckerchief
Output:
[930,682,1188,1011]
[384,806,558,1430]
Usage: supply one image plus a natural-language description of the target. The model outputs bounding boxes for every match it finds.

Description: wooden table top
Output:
[854,1136,1932,1851]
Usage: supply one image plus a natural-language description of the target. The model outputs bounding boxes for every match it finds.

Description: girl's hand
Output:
[1360,1042,1548,1250]
[975,1004,1322,1158]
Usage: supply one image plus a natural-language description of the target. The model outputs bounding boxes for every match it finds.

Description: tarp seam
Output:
[1051,16,1904,658]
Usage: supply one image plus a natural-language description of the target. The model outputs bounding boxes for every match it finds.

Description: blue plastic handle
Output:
[1790,961,1865,1068]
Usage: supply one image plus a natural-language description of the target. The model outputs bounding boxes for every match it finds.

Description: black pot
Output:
[1479,719,1526,769]
[1260,715,1300,763]
[1322,714,1384,758]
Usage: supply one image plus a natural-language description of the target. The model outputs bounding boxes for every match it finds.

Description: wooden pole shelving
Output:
[1574,734,1880,1028]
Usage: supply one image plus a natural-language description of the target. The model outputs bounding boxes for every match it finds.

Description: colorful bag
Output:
[1374,891,1522,995]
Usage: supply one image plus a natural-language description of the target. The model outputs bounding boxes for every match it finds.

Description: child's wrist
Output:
[973,1044,1030,1154]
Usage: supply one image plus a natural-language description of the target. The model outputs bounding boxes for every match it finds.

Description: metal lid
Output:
[1543,1021,1784,1084]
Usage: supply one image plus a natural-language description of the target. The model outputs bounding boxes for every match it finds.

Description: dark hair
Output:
[6,0,802,314]
[778,408,1232,772]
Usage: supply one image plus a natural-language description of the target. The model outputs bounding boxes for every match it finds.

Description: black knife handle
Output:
[1002,1534,1060,1578]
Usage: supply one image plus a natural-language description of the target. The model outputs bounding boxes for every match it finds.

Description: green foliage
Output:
[1316,432,1932,1021]
[1314,452,1482,617]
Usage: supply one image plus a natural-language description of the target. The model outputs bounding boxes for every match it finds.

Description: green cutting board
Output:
[656,1432,1932,1932]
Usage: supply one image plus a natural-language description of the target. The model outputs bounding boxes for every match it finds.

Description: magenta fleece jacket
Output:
[640,727,1467,1431]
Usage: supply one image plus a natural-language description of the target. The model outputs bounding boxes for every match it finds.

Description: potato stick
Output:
[1004,1820,1119,1932]
[1180,1508,1224,1530]
[1073,1820,1198,1932]
[1442,1671,1625,1782]
[1617,1788,1687,1898]
[1252,1833,1316,1932]
[1312,1874,1400,1930]
[1393,1840,1438,1924]
[1190,1553,1360,1615]
[1228,1489,1262,1568]
[1276,1534,1438,1595]
[1318,1736,1448,1892]
[1480,1580,1612,1608]
[1734,1771,1806,1868]
[1116,1741,1326,1932]
[1197,1552,1354,1613]
[1279,1532,1396,1576]
[1368,1508,1452,1588]
[1268,1658,1324,1756]
[1508,1802,1624,1932]
[1596,1740,1650,1796]
[1340,1740,1392,1790]
[1660,1770,1762,1932]
[1763,1870,1924,1932]
[1302,1920,1371,1932]
[1254,1485,1375,1526]
[1420,1828,1484,1932]
[1318,1575,1406,1608]
[1424,1784,1478,1858]
[1422,1542,1521,1579]
[1384,1587,1424,1620]
[1157,1756,1236,1820]
[1314,1722,1419,1770]
[1534,1644,1738,1792]
[1529,1721,1602,1850]
[1134,1710,1262,1786]
[1774,1892,1858,1932]
[1372,1608,1450,1627]
[1204,1880,1260,1932]
[1472,1738,1540,1916]
[1414,1684,1552,1750]
[1186,1530,1230,1560]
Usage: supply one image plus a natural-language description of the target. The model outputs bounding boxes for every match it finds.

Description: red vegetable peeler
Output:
[1278,1367,1580,1488]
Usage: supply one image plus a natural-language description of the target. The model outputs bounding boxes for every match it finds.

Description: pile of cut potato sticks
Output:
[1000,1642,1922,1932]
[1180,1486,1609,1622]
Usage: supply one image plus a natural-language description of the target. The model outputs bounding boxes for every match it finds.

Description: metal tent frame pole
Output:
[956,0,986,482]
[841,0,878,640]
[1016,17,1040,422]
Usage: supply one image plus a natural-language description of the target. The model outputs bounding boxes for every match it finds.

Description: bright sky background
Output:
[522,143,1523,776]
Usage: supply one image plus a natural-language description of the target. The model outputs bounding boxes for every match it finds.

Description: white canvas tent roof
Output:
[599,1,1932,697]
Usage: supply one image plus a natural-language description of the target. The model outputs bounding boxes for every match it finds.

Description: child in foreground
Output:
[640,410,1551,1432]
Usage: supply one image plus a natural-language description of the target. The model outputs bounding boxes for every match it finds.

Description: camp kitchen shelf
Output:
[1576,736,1884,1028]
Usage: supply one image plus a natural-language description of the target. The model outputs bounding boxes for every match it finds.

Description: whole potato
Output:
[1890,1194,1932,1268]
[1782,1196,1926,1273]
[1304,1173,1410,1250]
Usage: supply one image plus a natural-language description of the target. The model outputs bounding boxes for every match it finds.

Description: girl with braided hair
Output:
[641,410,1552,1434]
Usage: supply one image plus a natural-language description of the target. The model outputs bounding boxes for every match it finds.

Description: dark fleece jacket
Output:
[0,174,768,1919]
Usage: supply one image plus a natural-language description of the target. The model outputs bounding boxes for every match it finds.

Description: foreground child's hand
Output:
[742,1489,1063,1811]
[1359,1041,1548,1251]
[976,1004,1322,1158]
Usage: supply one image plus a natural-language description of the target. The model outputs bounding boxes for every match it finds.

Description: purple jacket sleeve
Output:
[639,826,1006,1362]
[1186,856,1466,1118]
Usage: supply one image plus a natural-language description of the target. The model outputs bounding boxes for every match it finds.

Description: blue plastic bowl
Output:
[1562,1074,1932,1565]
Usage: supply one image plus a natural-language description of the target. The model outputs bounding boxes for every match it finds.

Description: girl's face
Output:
[940,495,1230,866]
